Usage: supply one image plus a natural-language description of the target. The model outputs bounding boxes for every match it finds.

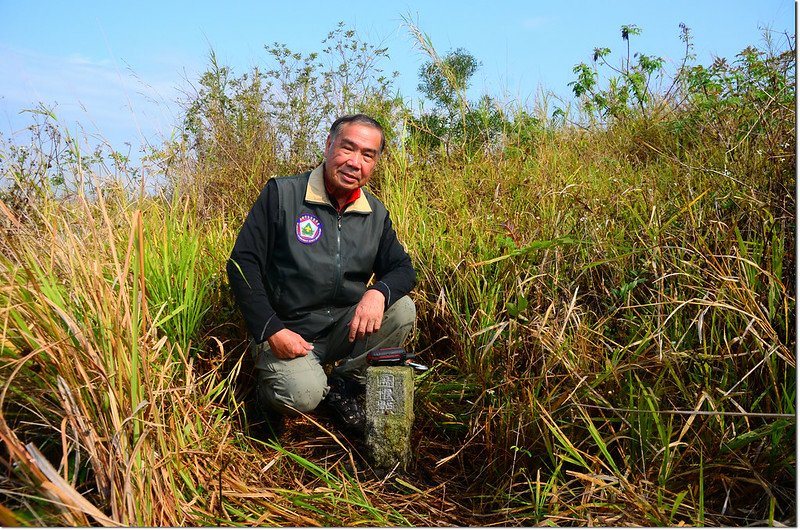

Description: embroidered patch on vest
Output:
[296,214,323,244]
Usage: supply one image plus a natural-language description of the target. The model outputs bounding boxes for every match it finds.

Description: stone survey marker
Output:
[365,365,415,471]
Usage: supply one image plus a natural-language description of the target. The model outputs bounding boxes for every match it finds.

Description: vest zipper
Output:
[332,210,343,302]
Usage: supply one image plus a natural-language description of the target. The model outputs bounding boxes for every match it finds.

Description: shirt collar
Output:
[325,182,361,211]
[304,163,372,213]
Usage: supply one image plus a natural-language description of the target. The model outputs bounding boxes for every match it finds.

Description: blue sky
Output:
[0,1,794,157]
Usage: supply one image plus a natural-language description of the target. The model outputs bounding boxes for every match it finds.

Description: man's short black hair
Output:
[329,114,385,154]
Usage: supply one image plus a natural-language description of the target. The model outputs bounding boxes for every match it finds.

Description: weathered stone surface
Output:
[365,366,415,472]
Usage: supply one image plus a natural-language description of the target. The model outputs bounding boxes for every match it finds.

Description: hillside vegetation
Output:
[0,22,795,526]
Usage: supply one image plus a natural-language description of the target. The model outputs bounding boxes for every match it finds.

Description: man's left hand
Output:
[349,289,385,342]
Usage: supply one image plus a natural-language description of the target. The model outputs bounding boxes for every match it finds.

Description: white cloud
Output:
[0,44,182,150]
[65,53,112,67]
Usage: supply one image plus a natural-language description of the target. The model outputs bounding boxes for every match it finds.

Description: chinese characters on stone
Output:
[377,373,396,413]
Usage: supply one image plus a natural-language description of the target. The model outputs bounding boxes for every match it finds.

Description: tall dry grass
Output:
[0,22,795,527]
[0,140,466,526]
[376,23,795,524]
[382,120,794,524]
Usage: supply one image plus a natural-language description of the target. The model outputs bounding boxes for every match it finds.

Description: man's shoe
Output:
[245,396,285,442]
[324,376,366,435]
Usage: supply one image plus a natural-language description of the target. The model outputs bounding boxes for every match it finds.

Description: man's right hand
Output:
[267,328,314,359]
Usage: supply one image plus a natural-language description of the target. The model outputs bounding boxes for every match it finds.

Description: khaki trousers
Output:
[252,295,416,416]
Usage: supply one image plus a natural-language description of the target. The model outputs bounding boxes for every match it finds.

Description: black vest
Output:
[266,167,387,339]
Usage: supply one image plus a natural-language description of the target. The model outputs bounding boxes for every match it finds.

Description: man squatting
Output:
[227,114,417,435]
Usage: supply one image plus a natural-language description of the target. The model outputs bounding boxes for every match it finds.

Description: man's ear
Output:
[324,134,332,156]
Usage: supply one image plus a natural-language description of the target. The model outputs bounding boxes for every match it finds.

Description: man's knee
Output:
[386,295,416,331]
[256,356,328,415]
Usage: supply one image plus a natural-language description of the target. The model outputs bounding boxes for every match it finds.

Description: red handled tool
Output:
[366,347,428,371]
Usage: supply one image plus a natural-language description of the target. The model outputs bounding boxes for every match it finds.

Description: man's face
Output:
[323,122,382,201]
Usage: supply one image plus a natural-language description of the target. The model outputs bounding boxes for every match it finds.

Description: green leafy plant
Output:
[176,22,401,218]
[405,19,511,156]
[568,24,681,122]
